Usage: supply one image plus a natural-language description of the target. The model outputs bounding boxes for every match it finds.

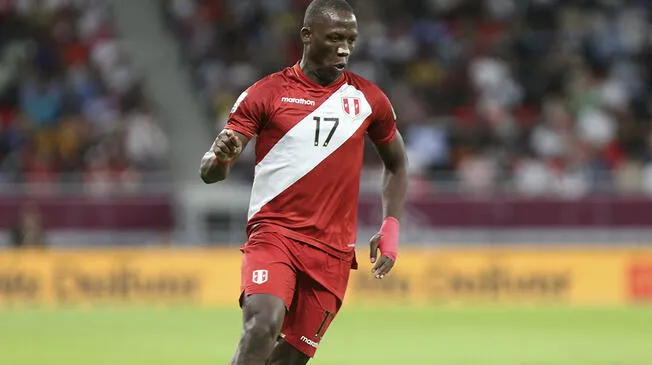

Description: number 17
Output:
[313,116,339,147]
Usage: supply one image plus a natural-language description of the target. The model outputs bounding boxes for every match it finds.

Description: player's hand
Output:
[211,129,243,162]
[369,233,395,279]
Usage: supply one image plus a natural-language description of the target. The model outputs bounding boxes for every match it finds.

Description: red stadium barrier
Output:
[359,196,652,227]
[0,196,174,230]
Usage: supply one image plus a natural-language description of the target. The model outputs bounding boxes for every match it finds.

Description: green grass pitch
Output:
[1,306,651,365]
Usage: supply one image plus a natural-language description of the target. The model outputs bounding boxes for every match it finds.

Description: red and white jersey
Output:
[226,63,397,258]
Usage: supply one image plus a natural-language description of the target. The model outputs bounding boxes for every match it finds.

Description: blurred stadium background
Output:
[1,0,652,364]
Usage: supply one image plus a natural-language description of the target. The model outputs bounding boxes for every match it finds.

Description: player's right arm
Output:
[198,80,270,184]
[199,129,250,183]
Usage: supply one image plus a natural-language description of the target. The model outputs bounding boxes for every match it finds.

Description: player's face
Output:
[302,11,358,84]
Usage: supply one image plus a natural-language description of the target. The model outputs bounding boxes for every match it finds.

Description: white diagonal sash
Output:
[248,83,372,219]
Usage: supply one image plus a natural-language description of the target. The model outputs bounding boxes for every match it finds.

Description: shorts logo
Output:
[252,269,268,284]
[300,336,319,348]
[342,97,360,117]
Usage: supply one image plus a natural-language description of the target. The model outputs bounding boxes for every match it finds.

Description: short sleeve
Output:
[366,89,398,145]
[225,83,268,138]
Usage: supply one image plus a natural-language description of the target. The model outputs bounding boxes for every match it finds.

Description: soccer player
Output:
[199,0,407,363]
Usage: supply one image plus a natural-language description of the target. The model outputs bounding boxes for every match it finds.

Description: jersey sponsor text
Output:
[281,96,316,106]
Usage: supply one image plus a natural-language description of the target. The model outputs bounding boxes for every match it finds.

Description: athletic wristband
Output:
[378,216,400,260]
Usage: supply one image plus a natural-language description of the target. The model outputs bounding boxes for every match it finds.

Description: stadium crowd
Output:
[0,0,169,194]
[163,0,652,197]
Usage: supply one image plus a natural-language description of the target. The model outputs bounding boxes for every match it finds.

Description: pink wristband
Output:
[378,216,400,260]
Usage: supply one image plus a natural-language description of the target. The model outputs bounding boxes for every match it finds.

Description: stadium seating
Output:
[162,0,652,197]
[0,1,169,193]
[0,1,174,245]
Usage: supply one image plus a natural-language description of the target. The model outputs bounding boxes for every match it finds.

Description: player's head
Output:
[300,0,357,85]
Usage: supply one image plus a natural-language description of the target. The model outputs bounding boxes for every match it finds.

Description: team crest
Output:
[252,269,268,284]
[342,97,361,117]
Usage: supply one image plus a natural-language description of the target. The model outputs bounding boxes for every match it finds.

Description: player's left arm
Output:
[366,87,407,279]
[369,132,408,279]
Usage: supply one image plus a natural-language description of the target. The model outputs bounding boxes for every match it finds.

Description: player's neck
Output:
[299,58,340,87]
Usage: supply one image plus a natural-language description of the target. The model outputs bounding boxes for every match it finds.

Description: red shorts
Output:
[240,230,354,357]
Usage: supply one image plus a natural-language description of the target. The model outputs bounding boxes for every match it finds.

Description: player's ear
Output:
[300,26,311,44]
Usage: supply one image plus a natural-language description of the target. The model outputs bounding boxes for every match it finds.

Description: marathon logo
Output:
[281,97,316,106]
[300,336,319,348]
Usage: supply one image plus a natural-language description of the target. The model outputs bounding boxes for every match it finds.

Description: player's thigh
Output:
[240,232,297,309]
[240,294,287,337]
[280,274,342,358]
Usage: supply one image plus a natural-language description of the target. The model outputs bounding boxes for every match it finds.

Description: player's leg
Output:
[231,294,286,364]
[269,272,342,361]
[266,338,310,365]
[231,234,297,365]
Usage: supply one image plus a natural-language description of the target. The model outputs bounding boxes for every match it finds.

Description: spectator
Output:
[10,202,46,249]
[124,106,169,172]
[20,73,63,127]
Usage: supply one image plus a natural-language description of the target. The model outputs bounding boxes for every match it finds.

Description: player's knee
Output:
[268,339,310,365]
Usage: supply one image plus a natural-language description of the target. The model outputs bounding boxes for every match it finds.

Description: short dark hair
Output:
[303,0,354,26]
